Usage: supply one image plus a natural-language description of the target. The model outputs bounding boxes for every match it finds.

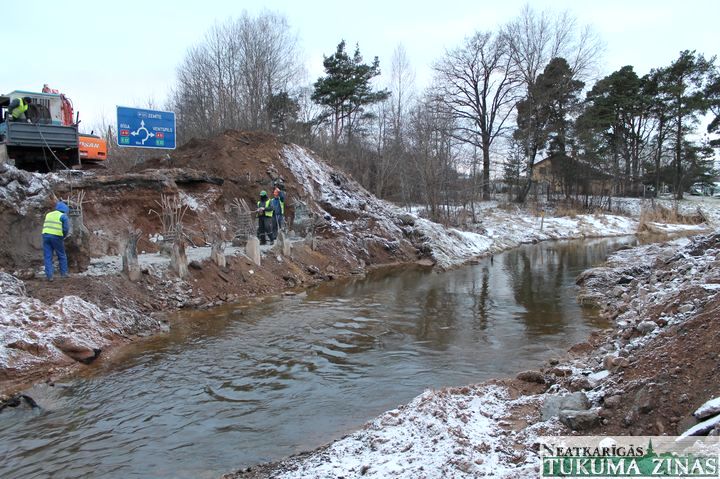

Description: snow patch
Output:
[274,385,533,479]
[0,274,161,375]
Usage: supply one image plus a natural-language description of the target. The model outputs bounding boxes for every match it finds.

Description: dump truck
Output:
[0,88,107,172]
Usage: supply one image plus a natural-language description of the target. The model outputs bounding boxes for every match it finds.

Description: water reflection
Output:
[0,237,636,479]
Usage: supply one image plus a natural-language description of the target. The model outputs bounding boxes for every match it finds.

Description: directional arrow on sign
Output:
[130,120,156,145]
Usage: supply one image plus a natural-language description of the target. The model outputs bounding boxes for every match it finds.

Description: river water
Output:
[0,237,637,478]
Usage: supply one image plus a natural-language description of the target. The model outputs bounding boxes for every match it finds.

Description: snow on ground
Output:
[80,245,246,277]
[695,397,720,419]
[78,241,304,277]
[0,273,161,375]
[251,232,720,479]
[271,385,540,479]
[282,144,709,268]
[572,232,720,427]
[613,196,720,226]
[579,234,714,342]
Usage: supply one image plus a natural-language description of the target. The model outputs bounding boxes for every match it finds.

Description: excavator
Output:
[0,85,108,172]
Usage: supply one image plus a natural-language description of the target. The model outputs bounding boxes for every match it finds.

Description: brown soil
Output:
[134,130,307,226]
[594,293,720,436]
[0,131,420,394]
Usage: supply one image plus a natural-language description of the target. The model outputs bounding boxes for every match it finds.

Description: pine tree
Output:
[707,73,720,147]
[577,66,654,196]
[654,50,715,199]
[514,57,583,201]
[312,41,390,144]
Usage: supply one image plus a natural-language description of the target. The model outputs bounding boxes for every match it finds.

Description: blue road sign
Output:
[116,106,176,149]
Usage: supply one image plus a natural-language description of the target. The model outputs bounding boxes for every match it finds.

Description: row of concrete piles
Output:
[117,194,314,281]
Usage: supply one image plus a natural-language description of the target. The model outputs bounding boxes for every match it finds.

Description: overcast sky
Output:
[3,0,718,134]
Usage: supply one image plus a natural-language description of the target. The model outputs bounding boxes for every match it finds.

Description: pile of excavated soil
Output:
[540,233,720,437]
[136,131,304,223]
[580,234,720,436]
[140,131,282,179]
[597,294,720,435]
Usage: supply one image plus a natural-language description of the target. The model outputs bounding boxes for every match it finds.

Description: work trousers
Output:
[271,215,284,241]
[257,216,273,244]
[42,233,67,279]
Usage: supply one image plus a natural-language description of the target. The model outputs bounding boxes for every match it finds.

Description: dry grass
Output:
[555,204,580,218]
[637,203,706,233]
[496,201,519,212]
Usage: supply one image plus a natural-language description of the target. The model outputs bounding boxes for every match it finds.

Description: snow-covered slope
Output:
[281,145,706,268]
[269,385,541,479]
[0,273,161,376]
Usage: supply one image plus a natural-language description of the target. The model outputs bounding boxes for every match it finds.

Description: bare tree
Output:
[434,31,520,201]
[502,5,603,86]
[388,45,417,205]
[172,11,302,140]
[502,5,603,202]
[389,44,416,147]
[407,93,459,222]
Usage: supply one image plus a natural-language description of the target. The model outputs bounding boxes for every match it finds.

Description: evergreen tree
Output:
[654,50,715,199]
[577,66,654,196]
[514,57,583,201]
[643,69,674,194]
[268,91,300,136]
[707,73,720,147]
[312,40,390,144]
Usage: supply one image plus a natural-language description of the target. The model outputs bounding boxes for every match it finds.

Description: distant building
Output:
[532,156,613,196]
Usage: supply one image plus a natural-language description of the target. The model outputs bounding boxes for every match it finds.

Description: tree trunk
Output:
[482,144,491,201]
[655,117,665,193]
[517,143,539,203]
[674,109,683,200]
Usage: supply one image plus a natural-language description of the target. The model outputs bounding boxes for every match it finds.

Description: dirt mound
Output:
[134,130,307,230]
[139,131,282,180]
[590,234,720,436]
[568,233,720,436]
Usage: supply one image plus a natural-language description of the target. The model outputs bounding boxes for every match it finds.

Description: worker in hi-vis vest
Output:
[256,190,274,245]
[8,96,32,122]
[41,201,70,281]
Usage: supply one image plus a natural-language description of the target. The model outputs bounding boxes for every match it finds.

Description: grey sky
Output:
[3,0,718,134]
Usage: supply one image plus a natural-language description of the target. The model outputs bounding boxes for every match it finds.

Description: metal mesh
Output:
[235,211,255,241]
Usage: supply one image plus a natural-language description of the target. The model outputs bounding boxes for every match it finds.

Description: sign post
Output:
[116,106,176,149]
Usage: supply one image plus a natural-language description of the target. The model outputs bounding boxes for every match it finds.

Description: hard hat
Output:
[260,190,267,197]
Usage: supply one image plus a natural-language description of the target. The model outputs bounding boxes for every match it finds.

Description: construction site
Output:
[1,89,720,478]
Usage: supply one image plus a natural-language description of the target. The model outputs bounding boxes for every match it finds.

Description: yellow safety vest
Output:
[42,210,64,236]
[11,98,29,119]
[258,199,273,217]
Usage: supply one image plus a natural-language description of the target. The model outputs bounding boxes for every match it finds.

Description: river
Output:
[0,237,638,478]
